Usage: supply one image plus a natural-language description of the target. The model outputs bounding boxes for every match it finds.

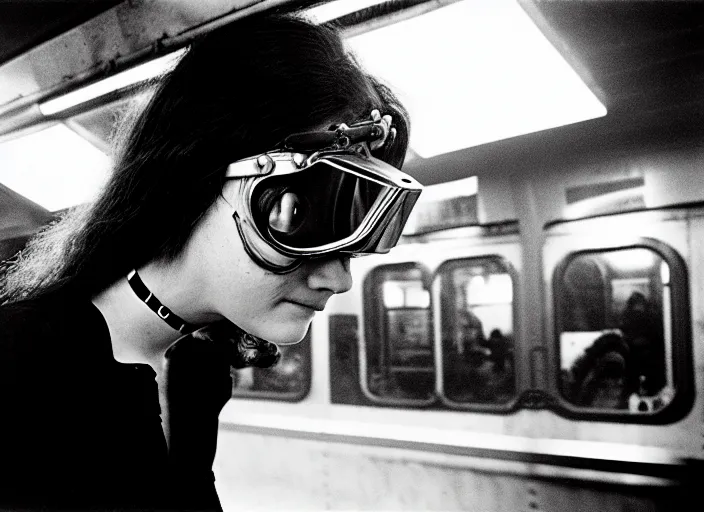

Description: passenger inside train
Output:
[0,11,421,511]
[560,251,670,411]
[619,291,667,397]
[564,331,632,409]
[440,263,516,404]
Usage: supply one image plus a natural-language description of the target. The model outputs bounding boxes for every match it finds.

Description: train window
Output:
[231,329,311,402]
[363,264,435,404]
[555,244,691,419]
[437,257,516,406]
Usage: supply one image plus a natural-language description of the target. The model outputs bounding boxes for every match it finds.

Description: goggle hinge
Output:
[256,155,274,174]
[292,153,307,168]
[226,154,275,178]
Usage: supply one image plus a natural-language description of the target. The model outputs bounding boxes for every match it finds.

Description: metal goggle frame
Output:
[224,112,423,273]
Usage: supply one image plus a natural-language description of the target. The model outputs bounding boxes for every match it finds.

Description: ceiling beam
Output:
[0,0,308,134]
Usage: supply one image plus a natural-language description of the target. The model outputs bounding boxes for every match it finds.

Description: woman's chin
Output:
[251,320,311,346]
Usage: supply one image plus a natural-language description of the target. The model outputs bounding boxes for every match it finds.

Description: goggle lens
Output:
[253,161,387,249]
[268,192,304,234]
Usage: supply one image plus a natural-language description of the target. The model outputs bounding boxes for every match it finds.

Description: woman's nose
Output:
[307,256,353,294]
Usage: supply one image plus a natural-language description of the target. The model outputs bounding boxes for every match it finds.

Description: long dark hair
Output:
[1,12,410,303]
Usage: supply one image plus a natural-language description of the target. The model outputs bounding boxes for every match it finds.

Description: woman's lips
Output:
[285,298,326,311]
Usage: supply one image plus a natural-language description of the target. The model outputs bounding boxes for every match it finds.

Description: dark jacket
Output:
[0,289,224,511]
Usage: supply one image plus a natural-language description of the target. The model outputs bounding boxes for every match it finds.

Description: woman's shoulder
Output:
[0,288,107,365]
[1,288,78,327]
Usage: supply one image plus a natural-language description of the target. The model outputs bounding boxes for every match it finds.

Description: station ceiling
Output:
[0,0,122,66]
[1,1,702,110]
[404,0,704,181]
[0,0,702,174]
[535,1,704,118]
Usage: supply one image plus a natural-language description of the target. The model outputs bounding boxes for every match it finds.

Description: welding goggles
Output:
[224,111,423,273]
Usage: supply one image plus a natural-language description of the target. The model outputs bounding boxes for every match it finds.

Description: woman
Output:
[0,12,419,511]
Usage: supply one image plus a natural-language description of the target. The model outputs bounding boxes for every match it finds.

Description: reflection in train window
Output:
[557,247,674,414]
[364,264,434,403]
[438,258,516,405]
[231,330,311,401]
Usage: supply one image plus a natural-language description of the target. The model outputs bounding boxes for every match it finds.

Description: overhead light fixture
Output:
[39,48,188,116]
[346,0,607,158]
[0,123,110,211]
[306,0,390,23]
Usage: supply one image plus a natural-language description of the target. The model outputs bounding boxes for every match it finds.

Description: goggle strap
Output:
[282,131,337,152]
[282,122,383,152]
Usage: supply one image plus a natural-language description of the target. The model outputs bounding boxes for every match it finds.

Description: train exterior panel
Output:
[214,142,704,511]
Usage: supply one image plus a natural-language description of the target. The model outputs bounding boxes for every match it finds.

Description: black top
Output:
[0,289,223,511]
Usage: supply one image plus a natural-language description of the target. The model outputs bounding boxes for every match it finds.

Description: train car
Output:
[0,1,702,511]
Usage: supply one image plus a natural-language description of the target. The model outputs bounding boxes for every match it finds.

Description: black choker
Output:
[127,270,195,334]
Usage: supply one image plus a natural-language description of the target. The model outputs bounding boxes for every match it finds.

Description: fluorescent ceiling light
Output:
[346,0,607,158]
[0,123,110,211]
[306,0,389,23]
[39,48,188,116]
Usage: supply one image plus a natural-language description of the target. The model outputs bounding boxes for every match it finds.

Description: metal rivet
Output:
[293,153,306,167]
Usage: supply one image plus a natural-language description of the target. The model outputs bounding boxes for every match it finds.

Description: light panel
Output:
[346,0,607,158]
[0,123,110,211]
[306,0,389,23]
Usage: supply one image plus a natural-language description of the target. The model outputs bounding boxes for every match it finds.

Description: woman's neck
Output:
[91,261,223,450]
[90,261,220,368]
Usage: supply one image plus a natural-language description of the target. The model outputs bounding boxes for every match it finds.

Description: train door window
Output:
[363,264,435,404]
[437,257,516,406]
[231,330,311,401]
[555,243,691,420]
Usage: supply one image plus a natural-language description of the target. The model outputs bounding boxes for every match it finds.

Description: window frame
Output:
[361,261,437,407]
[434,255,520,412]
[551,237,694,424]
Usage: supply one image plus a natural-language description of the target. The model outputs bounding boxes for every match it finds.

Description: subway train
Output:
[1,0,703,511]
